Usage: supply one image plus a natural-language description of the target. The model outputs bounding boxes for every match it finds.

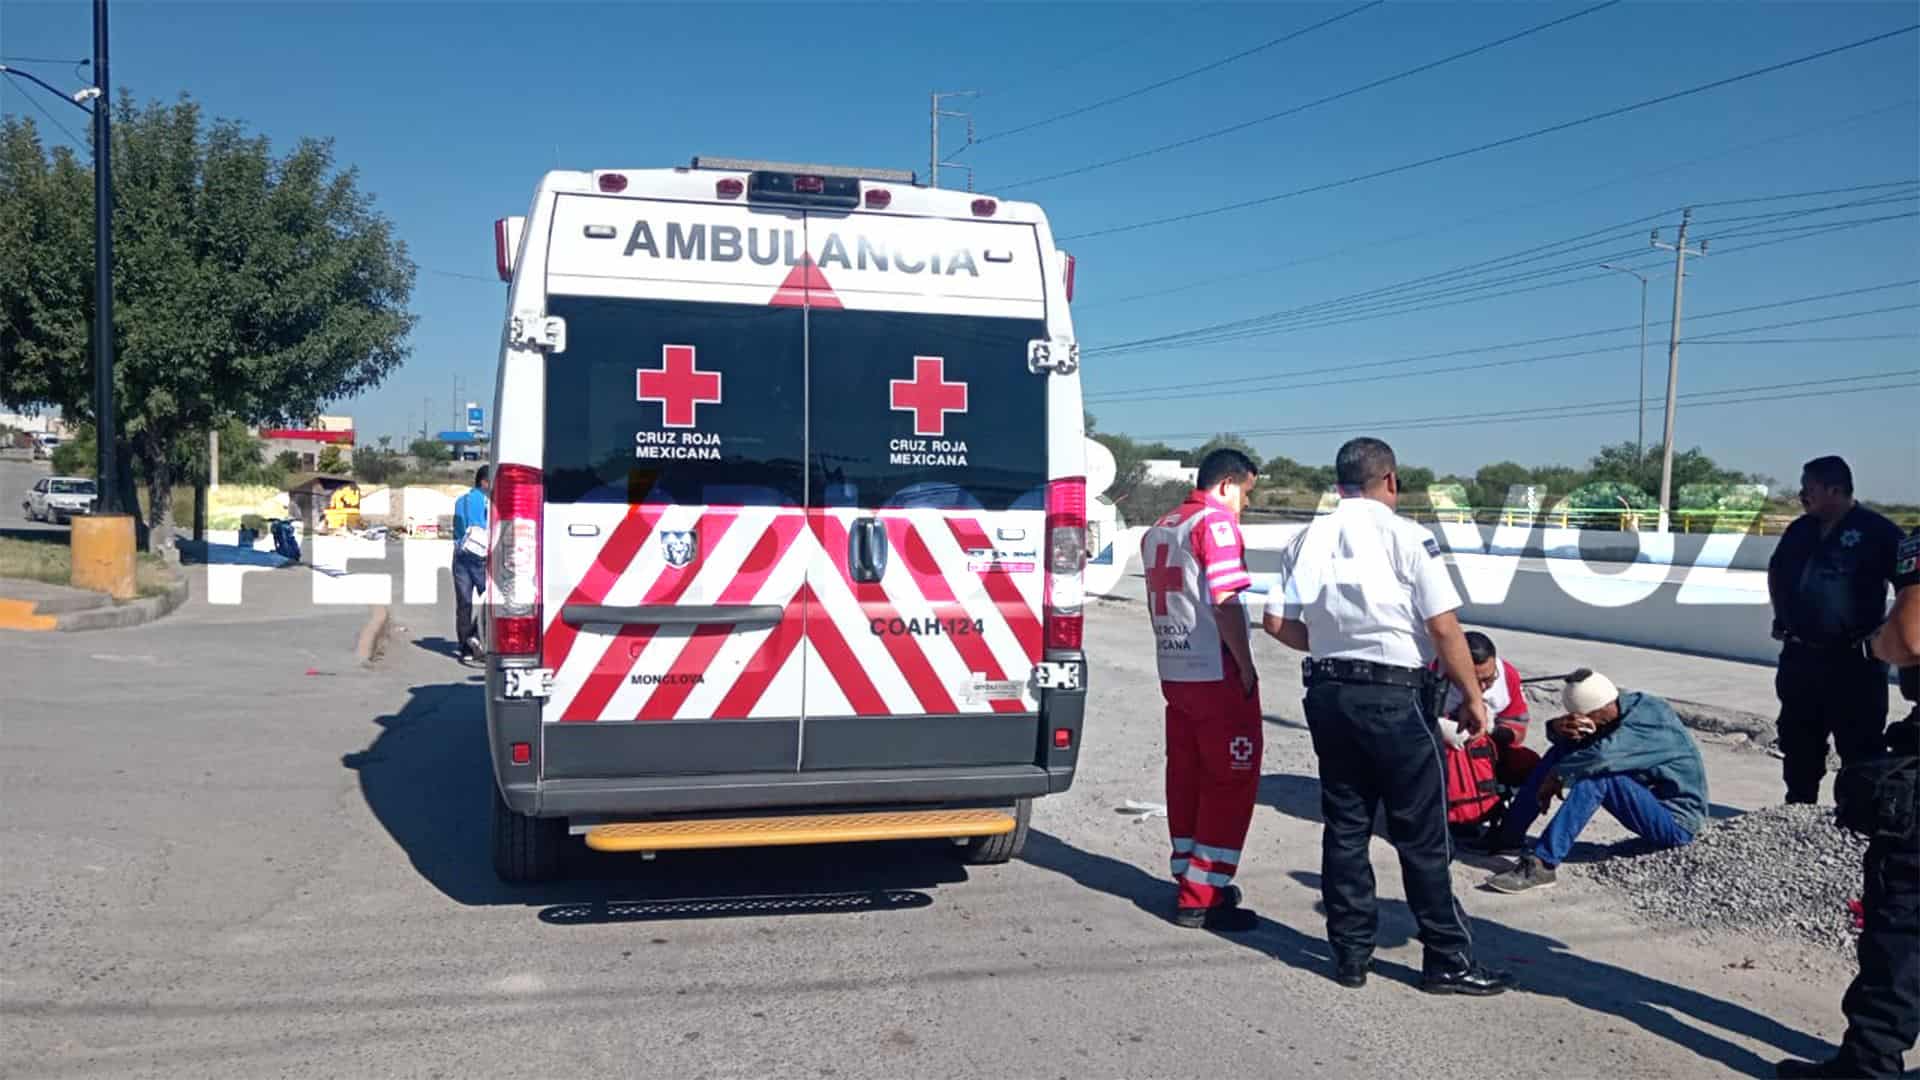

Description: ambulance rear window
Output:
[808,310,1047,511]
[543,295,805,506]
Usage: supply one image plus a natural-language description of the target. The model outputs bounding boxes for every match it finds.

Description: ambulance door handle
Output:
[850,517,888,583]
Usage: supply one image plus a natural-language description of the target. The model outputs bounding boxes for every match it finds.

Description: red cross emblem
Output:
[638,344,722,428]
[889,356,968,437]
[1146,542,1184,616]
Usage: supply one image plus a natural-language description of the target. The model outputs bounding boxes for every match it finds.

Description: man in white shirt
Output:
[1264,436,1513,996]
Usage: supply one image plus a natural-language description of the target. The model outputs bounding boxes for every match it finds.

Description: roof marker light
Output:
[972,198,998,217]
[716,177,744,198]
[864,187,892,210]
[597,173,629,193]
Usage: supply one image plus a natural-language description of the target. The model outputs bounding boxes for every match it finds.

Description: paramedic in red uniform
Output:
[1142,448,1264,931]
[1434,631,1540,841]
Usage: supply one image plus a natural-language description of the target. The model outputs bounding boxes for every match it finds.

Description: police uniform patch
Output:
[1897,535,1920,585]
[1423,538,1442,558]
[1211,520,1236,547]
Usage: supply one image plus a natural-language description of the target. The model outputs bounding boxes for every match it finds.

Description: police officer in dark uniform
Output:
[1768,456,1903,804]
[1265,437,1512,995]
[1779,526,1920,1078]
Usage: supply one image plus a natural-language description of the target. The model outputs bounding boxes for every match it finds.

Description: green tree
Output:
[1471,461,1533,509]
[353,447,406,486]
[410,438,452,468]
[50,426,95,476]
[1186,433,1261,473]
[316,444,346,474]
[0,101,415,550]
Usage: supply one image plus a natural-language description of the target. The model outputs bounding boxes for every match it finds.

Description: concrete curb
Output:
[54,568,190,632]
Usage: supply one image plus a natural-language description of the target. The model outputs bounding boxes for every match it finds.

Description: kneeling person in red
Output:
[1142,448,1263,931]
[1435,632,1540,840]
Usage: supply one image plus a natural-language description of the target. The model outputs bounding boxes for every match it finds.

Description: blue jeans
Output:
[452,553,486,651]
[1497,744,1693,867]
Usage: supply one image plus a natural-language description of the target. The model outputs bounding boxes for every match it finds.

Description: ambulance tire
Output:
[958,798,1032,865]
[492,785,566,883]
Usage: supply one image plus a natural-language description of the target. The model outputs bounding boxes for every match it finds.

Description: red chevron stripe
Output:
[947,517,1044,662]
[800,583,889,715]
[635,513,806,721]
[559,512,738,722]
[541,504,663,672]
[814,514,957,715]
[893,519,1024,714]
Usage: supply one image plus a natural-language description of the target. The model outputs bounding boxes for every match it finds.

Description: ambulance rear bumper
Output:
[508,763,1069,818]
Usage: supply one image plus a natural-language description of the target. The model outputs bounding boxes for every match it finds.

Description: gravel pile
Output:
[1580,803,1870,954]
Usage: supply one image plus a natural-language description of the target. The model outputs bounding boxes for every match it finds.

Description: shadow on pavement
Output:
[342,678,965,917]
[1022,829,1348,986]
[410,635,465,660]
[0,526,64,544]
[174,538,292,567]
[1288,867,1827,1077]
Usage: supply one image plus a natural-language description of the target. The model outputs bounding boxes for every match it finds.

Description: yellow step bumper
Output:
[583,808,1015,853]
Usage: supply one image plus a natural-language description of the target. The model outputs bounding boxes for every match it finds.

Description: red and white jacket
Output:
[1141,491,1253,683]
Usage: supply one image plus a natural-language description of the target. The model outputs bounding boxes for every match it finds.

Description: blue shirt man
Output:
[452,466,490,662]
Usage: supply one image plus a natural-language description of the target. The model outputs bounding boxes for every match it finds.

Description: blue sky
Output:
[5,1,1916,499]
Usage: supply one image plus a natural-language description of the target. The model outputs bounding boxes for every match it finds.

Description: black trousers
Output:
[1835,835,1919,1077]
[1776,644,1890,802]
[1303,680,1472,964]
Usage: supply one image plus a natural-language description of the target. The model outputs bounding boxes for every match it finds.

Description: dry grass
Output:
[0,535,176,598]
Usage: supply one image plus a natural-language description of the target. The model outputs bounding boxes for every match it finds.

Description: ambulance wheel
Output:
[492,785,566,883]
[958,798,1031,865]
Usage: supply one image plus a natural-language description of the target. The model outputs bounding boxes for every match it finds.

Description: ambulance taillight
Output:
[1044,477,1088,651]
[1062,253,1076,303]
[489,464,544,657]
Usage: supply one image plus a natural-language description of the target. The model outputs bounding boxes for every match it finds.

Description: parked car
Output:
[23,476,98,524]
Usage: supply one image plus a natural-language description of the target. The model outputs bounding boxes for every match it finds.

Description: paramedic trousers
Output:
[1303,680,1472,965]
[1498,744,1693,867]
[1162,653,1264,912]
[1834,836,1919,1076]
[1777,643,1890,803]
[452,552,485,653]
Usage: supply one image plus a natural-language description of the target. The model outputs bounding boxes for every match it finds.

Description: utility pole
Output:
[92,0,119,512]
[421,397,431,441]
[1599,263,1650,461]
[208,426,219,490]
[1650,210,1708,535]
[929,90,978,190]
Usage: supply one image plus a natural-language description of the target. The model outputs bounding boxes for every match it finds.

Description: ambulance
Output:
[483,157,1088,881]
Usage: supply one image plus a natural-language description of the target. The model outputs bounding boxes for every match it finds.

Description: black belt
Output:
[1303,657,1428,689]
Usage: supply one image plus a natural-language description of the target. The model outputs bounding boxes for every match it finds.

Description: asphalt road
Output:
[0,566,1863,1078]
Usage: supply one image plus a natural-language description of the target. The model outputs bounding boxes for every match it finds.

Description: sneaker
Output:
[465,635,485,660]
[1488,855,1558,894]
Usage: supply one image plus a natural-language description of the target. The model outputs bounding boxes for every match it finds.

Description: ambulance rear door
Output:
[536,193,813,778]
[798,210,1052,771]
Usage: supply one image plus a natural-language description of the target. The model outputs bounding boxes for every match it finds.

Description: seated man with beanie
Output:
[1486,670,1709,893]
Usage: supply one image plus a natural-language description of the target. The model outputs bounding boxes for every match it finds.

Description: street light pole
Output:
[91,0,118,513]
[1650,211,1709,535]
[0,30,115,513]
[1598,263,1649,462]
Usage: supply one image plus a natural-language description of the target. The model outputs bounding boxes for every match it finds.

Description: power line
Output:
[1,75,88,151]
[1061,22,1920,242]
[978,2,1383,144]
[1087,198,1919,357]
[420,267,499,283]
[0,56,88,65]
[1706,209,1918,242]
[1693,176,1920,208]
[1001,0,1623,189]
[1073,100,1918,311]
[1085,279,1920,401]
[1136,371,1919,442]
[1689,182,1916,226]
[1687,334,1920,345]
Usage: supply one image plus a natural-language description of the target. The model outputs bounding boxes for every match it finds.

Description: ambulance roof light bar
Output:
[691,156,918,185]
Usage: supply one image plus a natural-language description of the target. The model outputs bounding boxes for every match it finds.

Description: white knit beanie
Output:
[1563,669,1619,715]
